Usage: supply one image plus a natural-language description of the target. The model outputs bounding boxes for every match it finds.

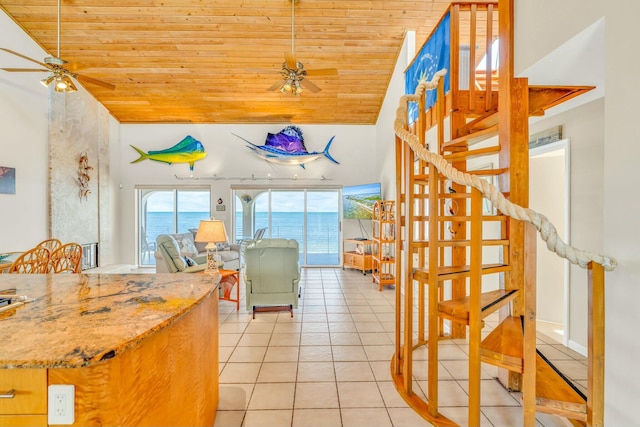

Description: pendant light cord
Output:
[291,0,295,54]
[56,0,61,58]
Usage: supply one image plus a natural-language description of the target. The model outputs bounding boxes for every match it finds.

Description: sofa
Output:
[154,230,240,273]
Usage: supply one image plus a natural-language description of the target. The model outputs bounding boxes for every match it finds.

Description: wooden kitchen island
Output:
[0,273,220,427]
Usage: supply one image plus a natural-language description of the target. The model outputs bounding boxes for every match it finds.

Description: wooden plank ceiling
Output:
[0,0,451,124]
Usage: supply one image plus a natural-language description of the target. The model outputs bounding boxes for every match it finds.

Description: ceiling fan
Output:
[0,0,115,93]
[267,0,338,95]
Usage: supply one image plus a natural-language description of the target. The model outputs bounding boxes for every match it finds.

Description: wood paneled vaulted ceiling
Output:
[0,0,451,124]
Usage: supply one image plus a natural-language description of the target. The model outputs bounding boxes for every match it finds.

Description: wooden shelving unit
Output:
[372,200,396,291]
[343,238,373,275]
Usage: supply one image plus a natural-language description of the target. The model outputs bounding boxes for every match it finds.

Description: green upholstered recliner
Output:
[155,234,208,273]
[244,238,300,317]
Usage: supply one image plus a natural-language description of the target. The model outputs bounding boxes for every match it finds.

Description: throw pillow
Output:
[215,241,230,251]
[189,228,208,253]
[184,256,196,267]
[178,237,198,257]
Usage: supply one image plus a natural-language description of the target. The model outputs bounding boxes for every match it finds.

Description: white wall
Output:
[116,124,377,263]
[529,99,604,350]
[375,31,416,200]
[515,0,604,75]
[604,1,640,424]
[0,11,50,252]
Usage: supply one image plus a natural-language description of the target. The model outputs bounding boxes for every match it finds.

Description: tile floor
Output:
[213,267,586,427]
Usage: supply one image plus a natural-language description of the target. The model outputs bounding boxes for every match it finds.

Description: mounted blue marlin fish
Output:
[130,135,206,171]
[232,126,339,169]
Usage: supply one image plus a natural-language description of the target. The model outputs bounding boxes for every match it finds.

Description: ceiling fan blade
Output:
[285,52,297,70]
[300,78,321,93]
[305,68,338,77]
[74,73,116,90]
[1,67,49,72]
[267,80,283,91]
[0,48,50,69]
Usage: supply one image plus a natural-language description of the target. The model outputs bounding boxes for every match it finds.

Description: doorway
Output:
[137,187,211,266]
[529,139,570,345]
[233,187,341,267]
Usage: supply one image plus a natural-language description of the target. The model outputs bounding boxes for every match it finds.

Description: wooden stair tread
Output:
[444,124,499,147]
[443,145,501,161]
[410,239,509,248]
[535,351,587,422]
[480,316,524,373]
[528,85,595,116]
[437,289,518,322]
[413,263,510,282]
[457,110,499,135]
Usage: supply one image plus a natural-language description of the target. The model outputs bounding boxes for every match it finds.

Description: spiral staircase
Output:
[390,2,615,427]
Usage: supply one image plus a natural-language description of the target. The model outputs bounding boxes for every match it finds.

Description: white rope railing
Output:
[394,69,617,271]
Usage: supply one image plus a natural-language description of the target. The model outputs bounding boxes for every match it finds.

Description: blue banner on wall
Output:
[405,12,450,124]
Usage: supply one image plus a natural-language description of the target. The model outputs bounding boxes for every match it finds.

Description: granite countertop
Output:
[0,273,219,369]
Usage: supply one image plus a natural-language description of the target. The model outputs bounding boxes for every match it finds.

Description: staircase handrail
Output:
[394,69,617,271]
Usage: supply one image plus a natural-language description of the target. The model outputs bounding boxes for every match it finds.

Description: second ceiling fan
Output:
[268,0,338,95]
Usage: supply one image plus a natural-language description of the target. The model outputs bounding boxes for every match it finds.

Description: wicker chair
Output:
[36,238,62,253]
[50,242,83,273]
[7,247,50,274]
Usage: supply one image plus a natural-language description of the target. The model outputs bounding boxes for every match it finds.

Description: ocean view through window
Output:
[138,188,211,266]
[233,188,340,266]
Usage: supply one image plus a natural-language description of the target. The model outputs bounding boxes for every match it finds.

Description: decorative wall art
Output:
[130,135,207,171]
[77,152,93,200]
[405,12,450,125]
[0,166,16,194]
[232,126,339,169]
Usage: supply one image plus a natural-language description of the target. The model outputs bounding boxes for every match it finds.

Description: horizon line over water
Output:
[145,211,340,255]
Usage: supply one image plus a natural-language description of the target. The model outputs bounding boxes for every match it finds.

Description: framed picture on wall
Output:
[0,166,16,194]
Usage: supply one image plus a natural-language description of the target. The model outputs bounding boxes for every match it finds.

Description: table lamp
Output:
[194,219,228,274]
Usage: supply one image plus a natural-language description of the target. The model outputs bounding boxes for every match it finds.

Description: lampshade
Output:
[194,219,227,244]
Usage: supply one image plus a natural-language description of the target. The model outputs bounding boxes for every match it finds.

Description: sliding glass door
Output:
[137,187,211,266]
[234,188,340,266]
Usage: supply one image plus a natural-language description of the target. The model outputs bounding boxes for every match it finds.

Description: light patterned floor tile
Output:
[242,409,292,427]
[257,362,298,383]
[292,409,342,427]
[247,383,295,410]
[337,381,385,408]
[294,382,339,408]
[297,361,335,382]
[340,408,392,427]
[334,361,375,381]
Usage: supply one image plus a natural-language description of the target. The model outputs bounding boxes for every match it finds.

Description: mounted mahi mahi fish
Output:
[129,135,206,171]
[232,126,339,169]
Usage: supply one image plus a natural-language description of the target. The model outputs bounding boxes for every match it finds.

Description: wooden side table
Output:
[218,269,240,311]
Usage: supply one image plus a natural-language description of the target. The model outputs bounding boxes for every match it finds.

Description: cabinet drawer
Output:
[0,369,46,415]
[0,414,47,427]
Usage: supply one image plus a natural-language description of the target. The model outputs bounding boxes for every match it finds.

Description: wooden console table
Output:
[0,273,219,426]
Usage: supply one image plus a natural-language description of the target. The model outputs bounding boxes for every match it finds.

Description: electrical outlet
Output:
[48,384,75,425]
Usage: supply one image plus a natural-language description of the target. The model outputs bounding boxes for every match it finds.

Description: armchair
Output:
[155,234,208,273]
[244,238,300,318]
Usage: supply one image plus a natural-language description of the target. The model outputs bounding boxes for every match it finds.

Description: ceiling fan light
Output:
[40,75,55,87]
[54,75,77,93]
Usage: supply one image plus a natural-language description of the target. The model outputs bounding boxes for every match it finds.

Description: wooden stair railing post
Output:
[402,136,415,395]
[393,134,403,377]
[468,187,483,426]
[523,222,538,427]
[448,2,468,340]
[587,262,605,427]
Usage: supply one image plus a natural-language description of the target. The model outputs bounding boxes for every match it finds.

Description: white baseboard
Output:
[568,339,587,357]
